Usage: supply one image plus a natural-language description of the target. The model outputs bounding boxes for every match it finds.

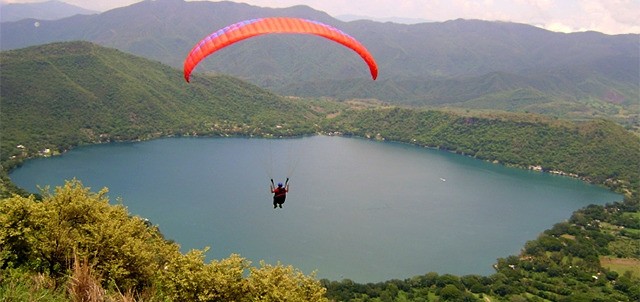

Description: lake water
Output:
[9,136,622,282]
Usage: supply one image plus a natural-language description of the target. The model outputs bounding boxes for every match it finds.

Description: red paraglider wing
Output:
[183,17,378,82]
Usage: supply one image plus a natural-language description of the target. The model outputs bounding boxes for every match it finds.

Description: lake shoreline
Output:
[9,131,615,196]
[9,135,622,282]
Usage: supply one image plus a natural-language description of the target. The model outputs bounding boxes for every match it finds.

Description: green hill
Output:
[0,41,322,197]
[0,41,318,162]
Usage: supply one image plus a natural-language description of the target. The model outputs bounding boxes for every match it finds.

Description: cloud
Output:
[2,0,638,34]
[582,0,640,30]
[529,0,640,33]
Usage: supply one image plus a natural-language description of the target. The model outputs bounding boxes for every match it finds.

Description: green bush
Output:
[0,180,328,301]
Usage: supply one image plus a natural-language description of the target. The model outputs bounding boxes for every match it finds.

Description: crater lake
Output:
[9,135,622,282]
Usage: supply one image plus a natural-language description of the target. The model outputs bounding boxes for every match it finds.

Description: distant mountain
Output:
[281,56,639,119]
[335,14,431,24]
[0,0,637,126]
[0,0,97,22]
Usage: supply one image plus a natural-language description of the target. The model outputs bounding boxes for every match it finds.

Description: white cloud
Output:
[542,22,578,33]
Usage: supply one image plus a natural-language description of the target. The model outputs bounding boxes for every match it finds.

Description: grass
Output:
[600,257,640,278]
[0,269,67,302]
[68,255,104,302]
[623,211,640,220]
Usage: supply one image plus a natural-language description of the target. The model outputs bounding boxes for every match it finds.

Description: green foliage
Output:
[246,261,328,301]
[160,250,251,301]
[0,179,177,289]
[0,41,317,146]
[0,180,329,301]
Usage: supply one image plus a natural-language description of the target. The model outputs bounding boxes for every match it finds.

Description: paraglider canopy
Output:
[183,17,378,82]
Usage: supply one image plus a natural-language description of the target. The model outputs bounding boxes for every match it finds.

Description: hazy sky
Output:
[2,0,639,34]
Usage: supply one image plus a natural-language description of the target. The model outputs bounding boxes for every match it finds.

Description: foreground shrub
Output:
[1,179,328,301]
[0,179,175,290]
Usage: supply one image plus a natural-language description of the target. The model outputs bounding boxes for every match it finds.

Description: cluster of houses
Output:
[12,144,53,160]
[528,165,579,178]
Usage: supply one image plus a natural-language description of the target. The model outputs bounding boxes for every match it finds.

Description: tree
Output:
[246,260,328,301]
[439,284,463,301]
[1,179,178,290]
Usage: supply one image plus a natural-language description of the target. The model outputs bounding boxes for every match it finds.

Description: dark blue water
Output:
[9,136,621,282]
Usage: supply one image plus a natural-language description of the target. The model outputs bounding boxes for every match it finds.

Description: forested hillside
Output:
[2,41,638,197]
[323,107,640,195]
[0,41,322,197]
[1,0,637,128]
[0,42,317,162]
[281,65,639,130]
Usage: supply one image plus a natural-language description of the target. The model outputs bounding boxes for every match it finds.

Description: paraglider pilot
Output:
[270,178,289,208]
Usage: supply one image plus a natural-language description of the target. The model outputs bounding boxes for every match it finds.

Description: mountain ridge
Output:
[0,0,637,128]
[2,1,635,78]
[0,0,98,22]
